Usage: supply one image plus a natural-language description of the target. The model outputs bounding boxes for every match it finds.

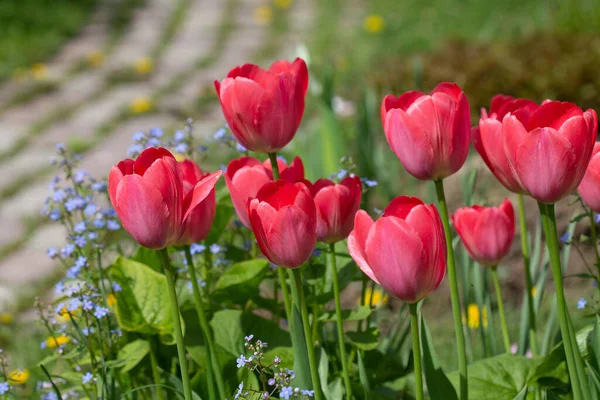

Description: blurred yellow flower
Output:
[55,305,80,324]
[464,303,487,329]
[363,14,385,34]
[531,287,537,298]
[134,57,153,75]
[8,369,30,385]
[0,312,13,324]
[174,153,186,162]
[46,335,70,349]
[361,286,388,307]
[31,63,48,80]
[274,0,292,9]
[107,293,117,308]
[254,6,273,25]
[129,97,153,114]
[86,51,105,68]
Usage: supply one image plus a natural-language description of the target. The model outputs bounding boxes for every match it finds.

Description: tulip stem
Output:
[268,152,281,179]
[157,248,192,400]
[184,246,226,400]
[409,302,424,400]
[537,202,584,400]
[517,194,538,356]
[278,268,292,321]
[291,268,323,400]
[149,337,165,400]
[490,266,511,353]
[434,179,468,400]
[329,243,353,399]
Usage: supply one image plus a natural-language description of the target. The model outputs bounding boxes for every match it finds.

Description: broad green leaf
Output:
[421,318,457,400]
[529,343,568,388]
[318,347,333,400]
[290,302,313,389]
[165,369,203,400]
[117,339,149,373]
[346,327,380,351]
[214,259,269,303]
[592,316,600,371]
[111,257,176,342]
[318,305,372,322]
[358,351,371,399]
[309,103,346,179]
[512,385,528,400]
[264,346,294,370]
[204,196,235,245]
[131,246,162,272]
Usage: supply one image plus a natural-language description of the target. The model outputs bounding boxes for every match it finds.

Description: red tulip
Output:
[472,95,538,193]
[381,82,471,180]
[248,180,316,268]
[503,100,598,204]
[214,58,308,153]
[306,176,362,243]
[347,196,446,303]
[452,199,515,266]
[225,156,305,228]
[175,159,217,245]
[578,142,600,213]
[108,148,221,249]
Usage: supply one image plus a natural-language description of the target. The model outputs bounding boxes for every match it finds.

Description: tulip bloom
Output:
[381,82,470,180]
[503,100,597,204]
[578,142,600,212]
[214,58,308,153]
[452,199,515,266]
[472,95,538,193]
[225,156,305,228]
[347,196,446,303]
[108,148,221,249]
[306,176,362,243]
[248,181,316,268]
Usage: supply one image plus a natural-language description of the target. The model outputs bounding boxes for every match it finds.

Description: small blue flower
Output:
[0,381,9,394]
[245,334,254,342]
[268,378,276,386]
[361,178,378,187]
[68,298,82,312]
[107,220,121,231]
[55,281,65,294]
[236,355,247,368]
[175,143,188,153]
[147,138,161,148]
[112,283,122,292]
[209,244,222,254]
[74,256,87,269]
[82,299,94,311]
[47,247,59,259]
[190,243,205,255]
[49,209,61,221]
[55,143,65,152]
[236,143,247,153]
[560,232,570,243]
[54,303,65,315]
[66,266,81,279]
[149,128,164,138]
[42,392,58,400]
[61,243,75,257]
[94,219,106,229]
[213,128,227,141]
[197,145,209,152]
[127,144,143,156]
[174,130,186,142]
[132,131,145,142]
[578,298,587,309]
[301,389,315,397]
[336,169,348,180]
[593,280,598,288]
[311,248,322,258]
[74,236,87,248]
[88,232,98,240]
[82,372,94,384]
[234,382,244,400]
[74,222,87,234]
[595,213,600,224]
[91,181,107,192]
[84,204,97,216]
[53,189,65,202]
[82,327,95,336]
[280,386,293,400]
[94,306,109,319]
[73,170,87,184]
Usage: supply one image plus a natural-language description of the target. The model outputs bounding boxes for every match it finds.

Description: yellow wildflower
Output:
[274,0,292,9]
[46,335,70,349]
[107,293,117,308]
[8,369,30,385]
[363,14,385,34]
[361,286,389,307]
[531,287,537,298]
[173,153,187,162]
[31,63,48,80]
[254,6,273,25]
[0,312,13,324]
[134,57,153,75]
[129,97,153,114]
[465,303,487,329]
[86,51,105,68]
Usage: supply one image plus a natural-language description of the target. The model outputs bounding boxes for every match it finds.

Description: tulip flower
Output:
[225,156,305,228]
[108,147,221,249]
[348,196,446,303]
[452,199,515,266]
[578,142,600,213]
[248,180,316,268]
[472,95,538,193]
[306,176,362,243]
[381,82,470,180]
[503,100,597,204]
[214,58,308,153]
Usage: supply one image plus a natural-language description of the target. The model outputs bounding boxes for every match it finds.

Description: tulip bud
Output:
[578,142,600,213]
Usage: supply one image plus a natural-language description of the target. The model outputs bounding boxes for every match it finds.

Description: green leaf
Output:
[311,103,346,178]
[358,351,371,399]
[117,339,150,373]
[290,303,313,389]
[512,385,528,400]
[264,346,294,370]
[214,259,269,303]
[346,327,380,351]
[110,256,176,342]
[529,343,568,388]
[131,246,162,272]
[318,305,372,322]
[165,369,203,400]
[421,318,457,400]
[204,196,235,245]
[592,316,600,371]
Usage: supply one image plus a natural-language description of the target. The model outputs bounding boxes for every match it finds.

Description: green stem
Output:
[158,248,192,400]
[537,202,582,400]
[184,246,226,399]
[409,303,424,400]
[278,267,292,320]
[149,338,165,400]
[268,152,281,180]
[329,243,353,398]
[292,268,323,400]
[491,266,511,353]
[517,194,538,355]
[589,210,600,278]
[434,179,468,400]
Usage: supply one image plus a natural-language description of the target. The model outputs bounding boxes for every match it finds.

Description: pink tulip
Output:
[108,148,221,249]
[306,176,362,243]
[248,180,316,268]
[214,58,309,153]
[225,156,305,228]
[578,143,600,213]
[472,95,538,193]
[347,196,446,303]
[381,82,471,180]
[503,100,598,204]
[452,199,515,266]
[175,159,217,245]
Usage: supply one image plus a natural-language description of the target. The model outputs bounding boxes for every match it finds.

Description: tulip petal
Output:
[134,147,174,175]
[182,171,222,222]
[266,206,316,268]
[383,196,424,219]
[347,211,378,284]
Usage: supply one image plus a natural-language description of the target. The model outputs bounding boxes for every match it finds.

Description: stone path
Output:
[0,0,316,311]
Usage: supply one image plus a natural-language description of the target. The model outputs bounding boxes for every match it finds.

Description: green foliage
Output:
[214,259,269,304]
[115,339,150,373]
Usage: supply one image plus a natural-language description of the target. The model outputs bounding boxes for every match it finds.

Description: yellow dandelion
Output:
[31,63,48,81]
[107,293,117,308]
[46,335,70,349]
[173,153,187,162]
[134,57,153,75]
[8,369,30,385]
[86,51,105,68]
[12,67,28,82]
[0,312,13,324]
[363,14,385,34]
[254,6,273,25]
[361,286,389,307]
[531,287,537,298]
[129,97,153,114]
[466,303,488,329]
[274,0,292,9]
[55,305,80,324]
